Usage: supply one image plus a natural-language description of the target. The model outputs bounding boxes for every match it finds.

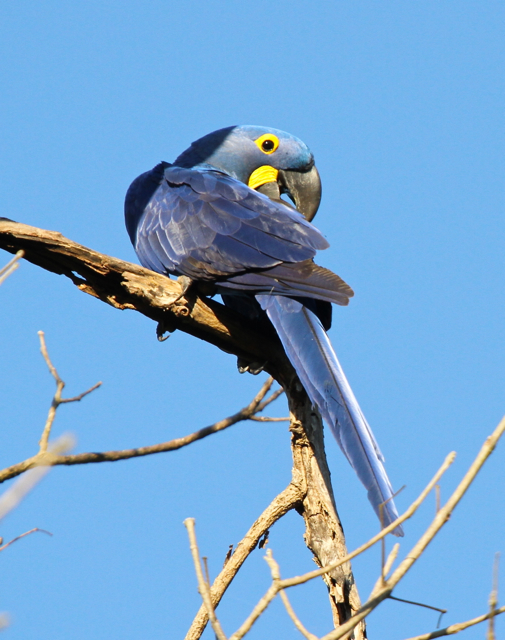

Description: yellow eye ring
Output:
[255,133,279,155]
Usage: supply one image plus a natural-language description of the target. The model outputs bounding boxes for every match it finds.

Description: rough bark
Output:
[286,380,365,636]
[0,218,365,638]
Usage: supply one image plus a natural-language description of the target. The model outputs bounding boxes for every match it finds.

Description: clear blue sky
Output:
[0,2,503,638]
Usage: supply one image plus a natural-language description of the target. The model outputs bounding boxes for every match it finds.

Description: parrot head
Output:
[174,125,322,221]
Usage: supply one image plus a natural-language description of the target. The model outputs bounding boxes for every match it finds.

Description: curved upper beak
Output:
[277,164,322,221]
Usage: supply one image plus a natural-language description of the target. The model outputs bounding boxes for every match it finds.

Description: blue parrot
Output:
[125,125,403,535]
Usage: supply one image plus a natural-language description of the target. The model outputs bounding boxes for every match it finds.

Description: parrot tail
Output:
[256,294,404,536]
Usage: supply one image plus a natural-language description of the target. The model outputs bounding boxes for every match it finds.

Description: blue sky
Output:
[0,2,504,638]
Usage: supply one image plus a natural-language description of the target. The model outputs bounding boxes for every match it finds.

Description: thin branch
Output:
[383,543,400,581]
[403,605,505,640]
[226,422,501,640]
[265,550,319,640]
[0,528,52,552]
[38,331,64,451]
[0,434,74,521]
[184,519,228,640]
[0,377,279,485]
[222,450,452,640]
[249,416,290,422]
[202,557,211,589]
[184,482,304,640]
[37,331,102,452]
[487,553,500,640]
[60,382,102,404]
[279,590,319,640]
[228,549,282,640]
[279,451,456,590]
[388,595,446,618]
[0,250,23,286]
[319,415,505,640]
[230,583,278,640]
[255,388,284,412]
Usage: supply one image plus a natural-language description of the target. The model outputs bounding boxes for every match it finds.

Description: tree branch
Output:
[403,605,505,640]
[0,377,279,484]
[184,518,229,640]
[319,414,505,640]
[184,482,305,640]
[0,219,285,368]
[0,219,366,637]
[0,249,24,285]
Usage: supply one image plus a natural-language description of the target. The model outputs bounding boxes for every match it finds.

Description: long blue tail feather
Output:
[257,294,403,536]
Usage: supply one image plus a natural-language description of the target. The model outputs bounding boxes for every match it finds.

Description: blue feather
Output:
[257,295,403,535]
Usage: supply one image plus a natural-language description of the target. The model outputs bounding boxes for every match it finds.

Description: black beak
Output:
[277,164,322,221]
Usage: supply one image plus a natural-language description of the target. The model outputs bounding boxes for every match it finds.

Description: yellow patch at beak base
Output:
[248,165,279,191]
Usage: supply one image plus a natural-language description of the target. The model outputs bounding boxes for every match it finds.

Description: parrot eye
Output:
[255,133,279,155]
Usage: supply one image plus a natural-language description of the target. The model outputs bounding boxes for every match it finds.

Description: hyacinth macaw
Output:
[125,125,402,535]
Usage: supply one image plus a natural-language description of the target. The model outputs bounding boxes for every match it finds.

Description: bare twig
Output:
[225,548,323,640]
[279,451,456,590]
[0,250,23,286]
[319,415,505,640]
[403,605,505,640]
[264,550,319,640]
[383,543,400,580]
[247,387,287,421]
[220,452,452,640]
[0,377,280,485]
[487,553,500,640]
[249,416,290,422]
[0,434,74,521]
[184,518,228,640]
[203,557,211,588]
[0,528,52,552]
[224,424,500,640]
[255,387,284,412]
[60,382,102,404]
[228,549,282,640]
[37,331,102,452]
[229,583,277,640]
[185,482,304,640]
[387,595,446,620]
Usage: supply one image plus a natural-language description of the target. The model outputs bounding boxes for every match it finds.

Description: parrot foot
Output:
[156,319,176,341]
[157,277,195,341]
[168,275,194,307]
[237,357,266,375]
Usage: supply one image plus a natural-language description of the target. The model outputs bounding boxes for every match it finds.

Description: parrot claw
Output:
[157,277,194,341]
[156,321,172,341]
[237,358,266,375]
[167,275,194,307]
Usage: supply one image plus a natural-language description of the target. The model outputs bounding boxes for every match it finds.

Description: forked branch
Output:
[185,417,505,640]
[1,219,368,637]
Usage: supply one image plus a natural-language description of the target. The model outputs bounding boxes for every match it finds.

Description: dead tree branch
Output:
[0,376,280,485]
[0,249,24,286]
[1,219,364,636]
[320,414,505,640]
[184,481,305,640]
[0,528,52,553]
[185,418,505,640]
